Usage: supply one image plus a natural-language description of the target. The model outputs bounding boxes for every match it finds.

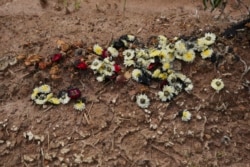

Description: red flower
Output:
[147,63,156,71]
[114,64,121,73]
[101,49,110,58]
[67,88,81,99]
[75,60,88,70]
[51,53,62,62]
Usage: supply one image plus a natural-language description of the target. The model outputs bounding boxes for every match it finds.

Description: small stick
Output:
[87,102,94,118]
[200,116,207,142]
[43,106,53,112]
[84,113,90,124]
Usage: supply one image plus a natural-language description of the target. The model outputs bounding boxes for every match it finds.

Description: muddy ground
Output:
[0,0,250,166]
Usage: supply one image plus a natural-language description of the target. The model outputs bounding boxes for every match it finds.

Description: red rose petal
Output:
[75,60,88,70]
[114,64,121,73]
[52,53,62,62]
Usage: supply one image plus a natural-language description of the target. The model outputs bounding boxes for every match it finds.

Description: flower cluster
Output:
[31,84,86,111]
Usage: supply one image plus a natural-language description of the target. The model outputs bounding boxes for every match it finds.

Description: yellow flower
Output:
[48,97,60,105]
[183,49,195,63]
[74,100,86,111]
[149,49,161,57]
[182,109,192,121]
[211,78,224,93]
[175,40,187,54]
[132,69,142,82]
[31,87,39,100]
[93,44,103,55]
[201,48,213,59]
[38,84,51,94]
[162,62,171,71]
[152,69,161,78]
[158,72,168,80]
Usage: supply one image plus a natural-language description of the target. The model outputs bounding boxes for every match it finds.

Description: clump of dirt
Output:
[0,0,249,166]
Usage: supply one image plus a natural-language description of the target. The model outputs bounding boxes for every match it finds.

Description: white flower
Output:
[31,87,39,100]
[135,49,149,59]
[174,51,183,60]
[103,64,115,76]
[197,37,208,51]
[59,91,71,104]
[182,49,195,63]
[162,62,171,71]
[132,69,142,82]
[96,75,105,82]
[167,73,177,85]
[136,94,150,109]
[175,40,187,54]
[211,78,224,93]
[34,93,52,105]
[90,58,103,71]
[107,47,119,57]
[185,82,194,93]
[204,32,216,45]
[123,49,135,60]
[127,34,135,42]
[124,59,135,67]
[181,109,192,121]
[158,85,176,102]
[74,101,86,111]
[166,43,175,53]
[158,35,168,48]
[38,84,51,94]
[201,48,213,59]
[93,44,103,55]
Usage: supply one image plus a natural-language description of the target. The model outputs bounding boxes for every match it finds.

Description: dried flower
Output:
[75,60,88,70]
[51,53,62,62]
[211,78,224,93]
[136,94,150,109]
[181,109,192,121]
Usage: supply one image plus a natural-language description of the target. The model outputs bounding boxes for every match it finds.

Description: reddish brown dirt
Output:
[0,0,250,166]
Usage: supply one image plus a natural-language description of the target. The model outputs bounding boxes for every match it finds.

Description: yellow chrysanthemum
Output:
[149,49,161,57]
[152,69,161,78]
[48,97,60,105]
[201,48,213,59]
[162,62,171,71]
[38,84,51,94]
[158,72,168,80]
[93,44,103,56]
[31,87,39,100]
[132,69,142,82]
[182,109,192,121]
[74,101,86,111]
[183,49,195,63]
